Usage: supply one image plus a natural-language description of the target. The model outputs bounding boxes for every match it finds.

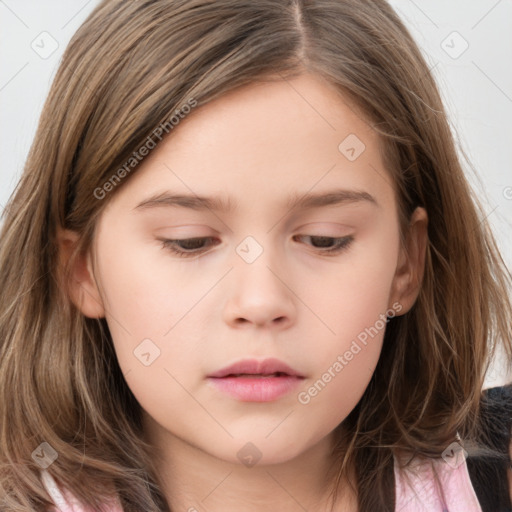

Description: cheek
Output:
[295,224,399,421]
[294,337,382,451]
[94,232,210,373]
[294,290,390,441]
[95,240,208,430]
[304,219,400,345]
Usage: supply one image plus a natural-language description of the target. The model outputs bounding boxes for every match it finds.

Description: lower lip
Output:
[207,375,304,402]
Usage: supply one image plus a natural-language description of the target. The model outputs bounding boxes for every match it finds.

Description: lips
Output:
[207,358,306,401]
[207,357,304,379]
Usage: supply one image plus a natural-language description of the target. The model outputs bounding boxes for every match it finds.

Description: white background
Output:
[0,1,511,387]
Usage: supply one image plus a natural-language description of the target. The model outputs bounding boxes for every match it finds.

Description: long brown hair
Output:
[1,0,511,510]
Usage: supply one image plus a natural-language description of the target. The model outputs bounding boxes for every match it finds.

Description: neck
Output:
[142,413,357,512]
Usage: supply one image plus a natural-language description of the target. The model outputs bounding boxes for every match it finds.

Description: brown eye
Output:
[160,237,217,257]
[293,235,353,254]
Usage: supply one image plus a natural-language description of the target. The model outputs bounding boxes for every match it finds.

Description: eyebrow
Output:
[133,188,378,213]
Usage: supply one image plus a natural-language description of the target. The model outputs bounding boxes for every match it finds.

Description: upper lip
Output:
[208,358,304,378]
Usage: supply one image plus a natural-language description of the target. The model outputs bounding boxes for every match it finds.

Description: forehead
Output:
[103,72,395,215]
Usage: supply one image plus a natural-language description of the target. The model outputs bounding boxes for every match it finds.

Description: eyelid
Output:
[159,236,218,257]
[158,234,354,258]
[293,234,353,256]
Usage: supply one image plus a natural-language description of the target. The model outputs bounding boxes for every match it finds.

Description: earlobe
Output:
[56,227,105,319]
[389,207,428,315]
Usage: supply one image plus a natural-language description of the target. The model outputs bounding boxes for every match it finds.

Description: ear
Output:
[388,207,428,315]
[56,227,105,318]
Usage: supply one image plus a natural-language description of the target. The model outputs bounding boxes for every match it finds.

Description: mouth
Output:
[222,372,293,378]
[207,357,304,379]
[207,358,305,402]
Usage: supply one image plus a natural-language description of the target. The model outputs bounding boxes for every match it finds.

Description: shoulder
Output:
[395,385,512,512]
[40,470,124,512]
[394,451,483,512]
[40,470,74,512]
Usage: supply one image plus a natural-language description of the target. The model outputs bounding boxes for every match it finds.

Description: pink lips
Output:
[207,358,305,402]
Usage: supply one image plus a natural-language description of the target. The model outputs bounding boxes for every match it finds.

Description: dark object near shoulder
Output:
[466,383,512,512]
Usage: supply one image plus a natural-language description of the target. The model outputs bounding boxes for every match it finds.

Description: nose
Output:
[222,248,296,330]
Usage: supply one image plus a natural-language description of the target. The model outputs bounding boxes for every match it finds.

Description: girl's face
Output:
[65,72,426,466]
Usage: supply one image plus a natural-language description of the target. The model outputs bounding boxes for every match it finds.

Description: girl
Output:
[1,0,511,511]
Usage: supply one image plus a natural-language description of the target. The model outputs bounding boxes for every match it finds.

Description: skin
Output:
[58,72,428,511]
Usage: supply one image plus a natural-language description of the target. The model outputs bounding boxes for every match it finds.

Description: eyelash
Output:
[160,235,354,258]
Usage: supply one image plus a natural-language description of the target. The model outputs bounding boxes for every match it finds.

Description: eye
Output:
[160,237,218,257]
[160,235,353,258]
[293,235,353,255]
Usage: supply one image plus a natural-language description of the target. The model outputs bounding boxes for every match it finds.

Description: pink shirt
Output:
[41,453,483,511]
[40,470,123,512]
[394,453,482,511]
